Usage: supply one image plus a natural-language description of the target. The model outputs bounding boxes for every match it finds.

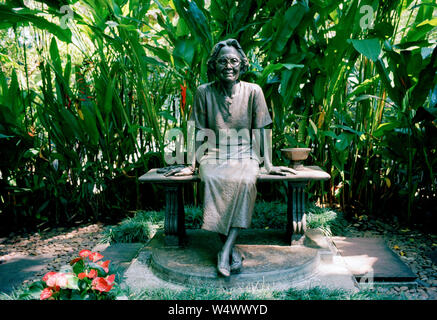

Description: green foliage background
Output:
[0,0,436,233]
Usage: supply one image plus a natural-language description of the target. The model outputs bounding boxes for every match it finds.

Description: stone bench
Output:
[139,166,330,247]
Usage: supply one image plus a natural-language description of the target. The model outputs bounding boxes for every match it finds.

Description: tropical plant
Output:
[21,249,118,300]
[0,0,436,231]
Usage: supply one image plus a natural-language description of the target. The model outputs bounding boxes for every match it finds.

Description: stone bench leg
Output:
[164,184,186,247]
[286,182,307,245]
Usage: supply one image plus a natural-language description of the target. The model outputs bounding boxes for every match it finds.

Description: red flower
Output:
[91,277,113,292]
[70,257,82,265]
[88,252,103,262]
[97,260,110,273]
[28,126,36,137]
[180,82,187,113]
[78,269,98,280]
[79,250,92,258]
[40,288,52,300]
[106,274,115,284]
[88,269,98,278]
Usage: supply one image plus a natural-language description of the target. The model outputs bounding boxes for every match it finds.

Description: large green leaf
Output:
[269,2,308,60]
[173,38,196,67]
[173,0,212,49]
[411,45,437,109]
[0,5,72,43]
[350,38,381,62]
[373,121,402,138]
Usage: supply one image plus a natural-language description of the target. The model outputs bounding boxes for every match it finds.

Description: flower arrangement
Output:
[27,249,117,300]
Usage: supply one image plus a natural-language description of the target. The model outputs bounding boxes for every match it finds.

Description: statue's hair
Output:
[207,39,249,78]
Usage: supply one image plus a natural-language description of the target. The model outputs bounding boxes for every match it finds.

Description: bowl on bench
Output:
[281,148,311,169]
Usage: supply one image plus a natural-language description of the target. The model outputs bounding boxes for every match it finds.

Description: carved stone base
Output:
[164,184,186,247]
[150,229,320,288]
[286,182,307,245]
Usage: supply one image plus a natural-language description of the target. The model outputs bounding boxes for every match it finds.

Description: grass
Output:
[100,201,349,244]
[125,285,400,300]
[1,283,401,300]
[100,210,164,244]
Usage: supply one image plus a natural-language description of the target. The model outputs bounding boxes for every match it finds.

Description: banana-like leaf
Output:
[411,45,437,109]
[350,38,381,62]
[269,2,308,60]
[0,5,72,43]
[173,0,212,49]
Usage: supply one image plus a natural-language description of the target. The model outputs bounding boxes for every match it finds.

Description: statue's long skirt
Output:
[199,158,259,236]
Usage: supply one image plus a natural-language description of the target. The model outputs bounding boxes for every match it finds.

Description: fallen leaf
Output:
[393,245,400,250]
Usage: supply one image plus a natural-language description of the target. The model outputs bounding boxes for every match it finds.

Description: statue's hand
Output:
[163,165,195,177]
[267,166,297,176]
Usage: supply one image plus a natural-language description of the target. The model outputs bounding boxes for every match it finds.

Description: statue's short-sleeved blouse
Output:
[189,80,272,236]
[190,80,272,133]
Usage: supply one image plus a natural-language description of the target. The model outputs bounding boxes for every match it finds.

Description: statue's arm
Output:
[259,127,272,173]
[259,127,296,176]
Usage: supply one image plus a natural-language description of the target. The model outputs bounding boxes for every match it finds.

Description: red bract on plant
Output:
[91,275,115,293]
[97,260,110,273]
[180,82,187,114]
[78,269,98,280]
[79,249,92,258]
[88,252,103,262]
[40,288,53,300]
[29,250,117,300]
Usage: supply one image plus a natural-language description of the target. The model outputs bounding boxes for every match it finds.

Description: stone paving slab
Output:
[0,254,54,295]
[332,237,417,282]
[96,243,145,275]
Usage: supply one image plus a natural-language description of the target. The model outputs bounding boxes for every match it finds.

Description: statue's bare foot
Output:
[217,250,230,277]
[230,247,243,273]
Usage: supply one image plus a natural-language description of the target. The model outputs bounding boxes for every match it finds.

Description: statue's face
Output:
[215,46,241,83]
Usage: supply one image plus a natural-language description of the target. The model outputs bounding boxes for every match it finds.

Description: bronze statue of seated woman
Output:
[164,39,296,277]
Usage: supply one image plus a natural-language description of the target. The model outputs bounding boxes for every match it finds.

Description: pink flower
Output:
[91,277,113,292]
[88,252,103,262]
[43,272,57,282]
[45,272,72,289]
[56,273,68,288]
[40,288,52,300]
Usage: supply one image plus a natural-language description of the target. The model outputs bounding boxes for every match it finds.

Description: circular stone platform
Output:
[149,229,320,288]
